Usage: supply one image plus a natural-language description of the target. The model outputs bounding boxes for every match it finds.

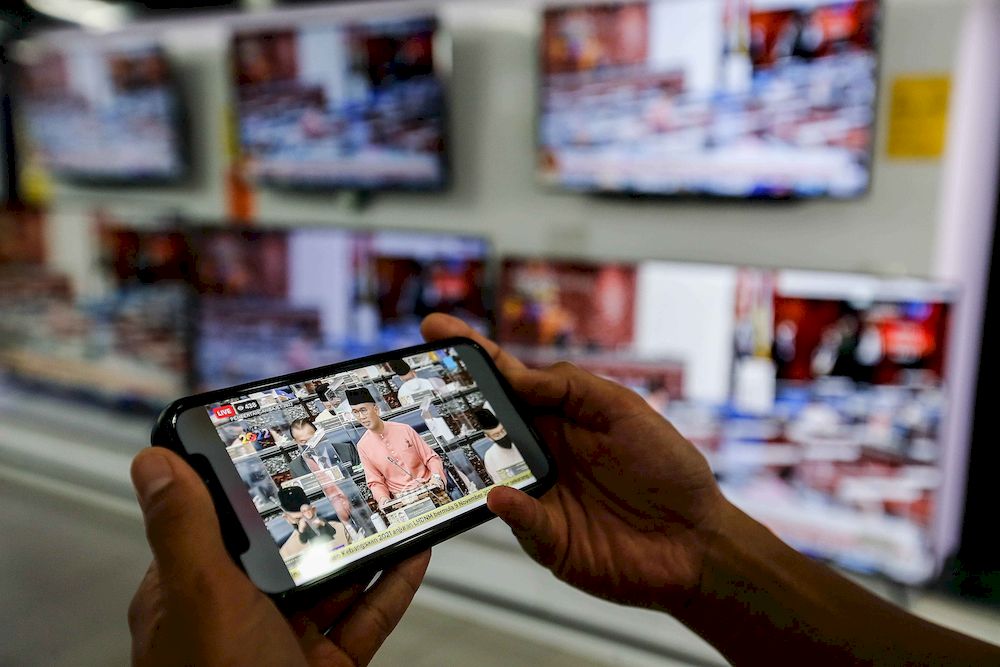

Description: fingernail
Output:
[132,451,174,507]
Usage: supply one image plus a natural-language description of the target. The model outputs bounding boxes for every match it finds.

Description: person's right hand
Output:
[422,314,730,613]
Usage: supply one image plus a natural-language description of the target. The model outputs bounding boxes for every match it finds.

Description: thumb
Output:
[487,486,563,570]
[131,447,239,585]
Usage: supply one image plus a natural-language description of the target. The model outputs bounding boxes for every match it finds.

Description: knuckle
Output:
[549,361,578,374]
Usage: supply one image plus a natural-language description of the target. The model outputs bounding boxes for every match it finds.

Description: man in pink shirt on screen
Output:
[346,387,446,510]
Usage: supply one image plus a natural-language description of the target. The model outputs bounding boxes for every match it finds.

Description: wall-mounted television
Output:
[14,36,187,184]
[499,257,957,584]
[538,0,880,199]
[191,226,488,389]
[0,226,194,411]
[231,13,448,191]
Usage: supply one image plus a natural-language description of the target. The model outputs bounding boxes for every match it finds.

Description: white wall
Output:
[42,0,969,284]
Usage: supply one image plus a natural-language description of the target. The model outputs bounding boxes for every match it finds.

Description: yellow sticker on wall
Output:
[886,75,951,159]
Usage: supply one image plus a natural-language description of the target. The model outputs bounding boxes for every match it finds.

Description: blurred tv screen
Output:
[1,223,489,409]
[0,227,193,411]
[538,0,879,199]
[232,13,447,190]
[499,257,956,584]
[191,227,488,389]
[15,38,186,183]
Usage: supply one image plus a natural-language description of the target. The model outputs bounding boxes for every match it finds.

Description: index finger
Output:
[420,314,526,375]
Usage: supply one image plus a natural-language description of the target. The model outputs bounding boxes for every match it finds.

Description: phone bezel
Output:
[151,336,557,601]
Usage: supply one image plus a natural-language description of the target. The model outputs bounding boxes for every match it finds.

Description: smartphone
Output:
[152,337,556,601]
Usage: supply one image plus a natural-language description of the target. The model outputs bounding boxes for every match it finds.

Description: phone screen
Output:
[203,344,537,586]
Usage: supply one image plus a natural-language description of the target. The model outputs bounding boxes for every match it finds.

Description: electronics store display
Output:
[13,35,186,183]
[499,258,955,583]
[156,339,553,594]
[539,0,879,198]
[232,13,447,190]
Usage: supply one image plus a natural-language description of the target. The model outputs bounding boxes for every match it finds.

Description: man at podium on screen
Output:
[348,387,446,510]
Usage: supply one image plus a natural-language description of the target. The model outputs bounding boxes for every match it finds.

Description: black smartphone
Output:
[152,337,556,601]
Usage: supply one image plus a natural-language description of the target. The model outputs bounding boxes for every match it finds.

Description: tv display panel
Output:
[232,14,447,190]
[499,258,956,583]
[538,0,879,198]
[15,38,186,182]
[192,228,488,390]
[0,227,193,410]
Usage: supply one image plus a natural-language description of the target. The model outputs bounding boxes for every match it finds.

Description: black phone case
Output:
[150,336,557,609]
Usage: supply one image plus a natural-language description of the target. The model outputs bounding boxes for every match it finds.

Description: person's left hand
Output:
[129,447,429,666]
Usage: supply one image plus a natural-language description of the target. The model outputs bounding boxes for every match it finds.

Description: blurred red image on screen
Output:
[750,0,878,68]
[542,2,650,74]
[193,230,289,298]
[373,257,487,326]
[233,30,298,86]
[773,297,950,385]
[98,224,193,283]
[351,25,435,85]
[498,259,637,351]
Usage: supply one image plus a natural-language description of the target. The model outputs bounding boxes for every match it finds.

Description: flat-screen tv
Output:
[14,36,186,184]
[499,258,957,584]
[191,227,488,389]
[538,0,880,198]
[0,227,194,411]
[231,13,448,190]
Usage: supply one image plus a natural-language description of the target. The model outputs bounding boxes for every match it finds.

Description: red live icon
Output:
[213,405,236,419]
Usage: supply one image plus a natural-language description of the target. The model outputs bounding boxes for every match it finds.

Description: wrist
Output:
[634,489,739,617]
[670,499,808,661]
[663,498,750,617]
